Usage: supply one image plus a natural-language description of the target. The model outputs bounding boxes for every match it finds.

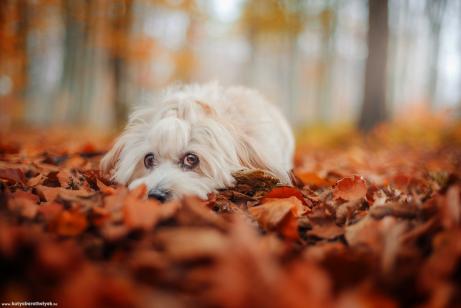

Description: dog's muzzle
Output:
[147,188,171,203]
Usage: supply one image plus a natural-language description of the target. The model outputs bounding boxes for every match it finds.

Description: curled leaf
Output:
[249,196,306,239]
[263,186,307,205]
[334,176,367,201]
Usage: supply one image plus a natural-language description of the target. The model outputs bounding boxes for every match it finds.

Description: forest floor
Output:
[0,119,461,308]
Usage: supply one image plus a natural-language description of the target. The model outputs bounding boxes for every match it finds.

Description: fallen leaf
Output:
[232,169,279,191]
[35,185,60,202]
[308,223,344,240]
[96,179,116,194]
[336,283,398,308]
[263,186,307,205]
[369,202,419,220]
[439,185,460,228]
[123,187,161,230]
[0,168,26,184]
[35,185,95,202]
[28,174,46,186]
[154,227,227,261]
[334,176,367,201]
[7,191,39,219]
[295,171,331,187]
[102,185,127,206]
[38,202,64,222]
[51,210,88,236]
[392,174,411,191]
[344,216,382,250]
[249,196,306,239]
[56,170,76,188]
[335,199,363,224]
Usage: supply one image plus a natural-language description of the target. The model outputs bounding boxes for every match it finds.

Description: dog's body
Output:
[101,83,294,201]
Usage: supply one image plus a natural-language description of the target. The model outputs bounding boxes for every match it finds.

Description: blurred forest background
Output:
[0,0,460,133]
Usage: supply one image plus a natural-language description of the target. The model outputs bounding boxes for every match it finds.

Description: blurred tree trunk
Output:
[426,0,447,109]
[25,1,64,125]
[388,0,409,113]
[359,0,389,132]
[111,0,132,128]
[60,0,87,123]
[317,1,338,123]
[284,32,299,122]
[0,0,28,127]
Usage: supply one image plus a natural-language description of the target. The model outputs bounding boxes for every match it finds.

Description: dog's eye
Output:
[144,153,156,169]
[182,153,199,169]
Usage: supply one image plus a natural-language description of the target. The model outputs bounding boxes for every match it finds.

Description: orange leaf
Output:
[35,185,60,202]
[38,202,64,222]
[7,191,39,219]
[123,186,161,230]
[279,212,299,240]
[263,186,307,205]
[129,184,147,199]
[334,175,367,201]
[391,174,410,190]
[35,185,95,202]
[52,211,88,236]
[8,190,39,203]
[124,200,161,230]
[79,142,96,153]
[249,197,306,239]
[0,168,26,184]
[295,171,331,187]
[96,179,116,195]
[308,223,344,240]
[91,207,111,226]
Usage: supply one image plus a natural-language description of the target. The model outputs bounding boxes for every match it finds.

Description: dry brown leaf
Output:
[35,185,95,202]
[0,168,26,184]
[344,216,382,250]
[27,174,46,186]
[35,185,60,201]
[103,187,128,211]
[155,227,227,261]
[295,171,331,187]
[249,196,306,239]
[123,186,162,230]
[369,202,419,219]
[38,202,64,222]
[263,186,308,205]
[232,169,279,191]
[439,185,460,228]
[50,210,88,236]
[7,191,39,219]
[334,175,368,201]
[308,223,344,240]
[123,200,161,230]
[96,179,116,194]
[336,283,398,308]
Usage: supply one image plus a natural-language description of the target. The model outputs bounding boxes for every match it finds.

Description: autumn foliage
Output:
[1,125,461,307]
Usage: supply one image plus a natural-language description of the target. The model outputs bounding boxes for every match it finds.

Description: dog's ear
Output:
[100,106,154,183]
[235,136,292,185]
[100,136,125,180]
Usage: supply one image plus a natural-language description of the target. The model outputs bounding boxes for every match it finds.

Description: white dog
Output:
[101,83,294,202]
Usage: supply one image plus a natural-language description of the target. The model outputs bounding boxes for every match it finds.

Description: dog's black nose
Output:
[147,189,170,203]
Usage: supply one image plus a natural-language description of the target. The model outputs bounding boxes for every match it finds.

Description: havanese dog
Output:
[101,82,294,202]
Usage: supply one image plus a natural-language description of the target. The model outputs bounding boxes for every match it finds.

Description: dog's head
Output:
[101,84,267,202]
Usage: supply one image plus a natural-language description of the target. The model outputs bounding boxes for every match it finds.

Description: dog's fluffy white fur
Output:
[101,82,294,200]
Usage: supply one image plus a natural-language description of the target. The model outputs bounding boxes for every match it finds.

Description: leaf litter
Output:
[0,127,461,307]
